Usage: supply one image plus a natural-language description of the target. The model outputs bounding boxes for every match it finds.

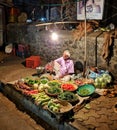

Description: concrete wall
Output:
[7,23,117,78]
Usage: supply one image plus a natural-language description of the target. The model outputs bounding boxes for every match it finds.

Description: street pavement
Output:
[0,92,45,130]
[70,94,117,130]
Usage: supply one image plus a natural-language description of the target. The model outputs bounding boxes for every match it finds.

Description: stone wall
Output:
[7,23,117,78]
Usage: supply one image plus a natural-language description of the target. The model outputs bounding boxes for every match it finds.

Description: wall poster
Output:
[77,0,105,20]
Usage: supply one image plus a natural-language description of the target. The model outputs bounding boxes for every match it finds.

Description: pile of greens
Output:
[48,81,61,87]
[58,91,78,102]
[47,86,62,95]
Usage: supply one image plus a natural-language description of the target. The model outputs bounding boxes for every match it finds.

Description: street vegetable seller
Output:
[45,50,74,80]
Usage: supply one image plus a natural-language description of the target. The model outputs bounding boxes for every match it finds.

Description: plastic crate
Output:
[26,56,41,68]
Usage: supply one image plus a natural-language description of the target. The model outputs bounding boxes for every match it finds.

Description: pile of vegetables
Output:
[48,100,61,113]
[37,79,61,92]
[75,79,84,86]
[15,81,31,90]
[40,78,49,84]
[47,80,61,87]
[15,81,39,95]
[31,92,51,106]
[94,73,112,89]
[103,88,117,98]
[77,84,95,97]
[13,70,114,116]
[24,78,40,89]
[78,88,90,96]
[47,100,73,113]
[23,89,39,95]
[58,91,79,102]
[61,83,77,91]
[75,78,94,86]
[46,86,62,96]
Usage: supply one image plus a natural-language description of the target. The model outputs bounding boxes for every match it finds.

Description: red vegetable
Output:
[23,89,39,95]
[75,80,84,86]
[17,82,31,90]
[61,83,77,91]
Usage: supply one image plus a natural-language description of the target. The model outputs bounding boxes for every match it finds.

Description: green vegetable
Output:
[39,98,50,105]
[53,107,59,112]
[94,73,112,89]
[40,79,48,84]
[58,91,78,101]
[48,100,61,113]
[48,81,61,87]
[47,86,62,94]
[79,89,90,96]
[27,79,40,85]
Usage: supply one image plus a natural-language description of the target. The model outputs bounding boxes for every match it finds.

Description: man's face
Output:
[63,54,70,60]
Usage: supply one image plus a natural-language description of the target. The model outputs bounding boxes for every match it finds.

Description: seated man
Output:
[45,50,74,80]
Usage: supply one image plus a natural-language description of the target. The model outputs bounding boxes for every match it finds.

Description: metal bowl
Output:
[36,66,45,74]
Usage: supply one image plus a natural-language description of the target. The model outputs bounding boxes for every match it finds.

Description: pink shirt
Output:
[55,57,74,76]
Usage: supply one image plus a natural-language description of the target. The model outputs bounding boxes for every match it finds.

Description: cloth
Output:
[45,62,54,72]
[54,57,74,78]
[53,61,61,75]
[53,61,71,81]
[45,57,74,80]
[5,44,13,54]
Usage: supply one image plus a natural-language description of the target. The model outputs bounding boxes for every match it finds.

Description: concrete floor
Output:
[0,52,117,130]
[0,52,39,83]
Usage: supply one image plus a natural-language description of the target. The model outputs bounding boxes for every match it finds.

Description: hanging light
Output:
[51,32,58,41]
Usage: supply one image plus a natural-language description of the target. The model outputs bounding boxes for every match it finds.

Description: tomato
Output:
[61,83,77,91]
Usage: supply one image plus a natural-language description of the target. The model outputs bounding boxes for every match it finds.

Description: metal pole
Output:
[83,0,87,77]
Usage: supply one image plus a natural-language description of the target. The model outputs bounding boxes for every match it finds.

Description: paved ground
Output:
[0,92,45,130]
[0,52,117,130]
[70,95,117,130]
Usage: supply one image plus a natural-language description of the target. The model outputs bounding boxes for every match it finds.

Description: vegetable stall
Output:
[9,68,117,113]
[0,66,117,130]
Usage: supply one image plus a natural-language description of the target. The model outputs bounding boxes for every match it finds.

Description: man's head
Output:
[63,50,71,60]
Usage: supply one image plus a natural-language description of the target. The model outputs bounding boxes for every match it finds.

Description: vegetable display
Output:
[31,92,51,106]
[48,100,61,113]
[45,86,63,96]
[77,84,95,97]
[13,68,114,116]
[23,77,40,89]
[47,100,73,114]
[25,78,40,86]
[40,78,49,84]
[75,79,84,86]
[47,80,61,87]
[94,74,112,89]
[16,81,31,90]
[23,89,39,95]
[61,83,77,91]
[58,91,79,102]
[78,89,90,96]
[75,78,94,86]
